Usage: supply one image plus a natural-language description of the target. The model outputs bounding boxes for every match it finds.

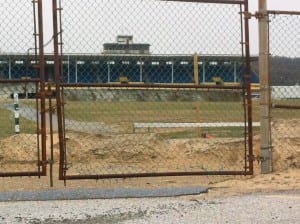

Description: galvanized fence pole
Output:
[258,0,272,173]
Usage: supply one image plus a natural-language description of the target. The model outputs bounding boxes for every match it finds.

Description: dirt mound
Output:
[0,126,299,173]
[0,134,38,162]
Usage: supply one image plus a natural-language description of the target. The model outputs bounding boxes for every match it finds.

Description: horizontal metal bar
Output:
[268,10,300,16]
[62,170,252,180]
[0,79,41,84]
[0,171,44,177]
[161,0,245,5]
[61,83,244,90]
[134,122,260,128]
[272,104,300,110]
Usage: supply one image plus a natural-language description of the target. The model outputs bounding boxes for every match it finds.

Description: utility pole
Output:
[258,0,272,173]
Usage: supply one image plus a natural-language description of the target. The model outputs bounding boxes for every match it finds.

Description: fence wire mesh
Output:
[62,86,251,176]
[59,0,245,85]
[0,1,42,176]
[57,0,253,178]
[0,0,38,80]
[268,12,300,171]
[0,82,41,175]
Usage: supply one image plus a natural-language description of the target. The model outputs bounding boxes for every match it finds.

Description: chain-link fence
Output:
[0,1,44,176]
[268,11,300,171]
[56,0,254,179]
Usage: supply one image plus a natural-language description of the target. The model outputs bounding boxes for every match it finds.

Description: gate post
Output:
[37,0,47,175]
[258,0,272,173]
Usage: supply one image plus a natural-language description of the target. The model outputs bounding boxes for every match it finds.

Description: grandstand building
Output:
[0,36,258,85]
[103,35,150,55]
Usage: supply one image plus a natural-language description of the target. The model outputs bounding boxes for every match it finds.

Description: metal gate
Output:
[0,0,47,177]
[52,0,255,182]
[0,0,254,184]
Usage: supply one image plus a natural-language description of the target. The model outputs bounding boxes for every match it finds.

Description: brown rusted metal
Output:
[37,0,47,176]
[61,83,244,90]
[0,79,40,83]
[272,104,300,110]
[35,82,41,177]
[52,0,66,181]
[48,86,54,187]
[0,172,42,177]
[64,170,251,180]
[161,0,245,5]
[268,10,300,16]
[243,0,254,175]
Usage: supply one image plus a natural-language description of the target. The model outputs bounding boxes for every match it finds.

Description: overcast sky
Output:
[46,0,300,56]
[249,0,300,55]
[1,0,300,56]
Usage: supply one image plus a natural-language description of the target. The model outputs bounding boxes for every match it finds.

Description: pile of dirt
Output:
[1,128,298,174]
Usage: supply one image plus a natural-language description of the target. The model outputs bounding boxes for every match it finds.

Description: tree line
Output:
[252,56,300,86]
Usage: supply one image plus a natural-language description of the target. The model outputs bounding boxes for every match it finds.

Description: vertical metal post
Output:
[234,61,237,83]
[258,0,272,173]
[171,62,174,83]
[8,58,11,79]
[37,0,47,176]
[52,0,65,180]
[202,62,206,83]
[48,85,54,187]
[193,53,199,85]
[107,63,110,83]
[75,60,78,83]
[244,0,254,174]
[67,55,70,83]
[139,62,143,82]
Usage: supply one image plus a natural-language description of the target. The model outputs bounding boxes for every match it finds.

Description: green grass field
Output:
[64,101,250,123]
[0,107,36,139]
[2,98,299,139]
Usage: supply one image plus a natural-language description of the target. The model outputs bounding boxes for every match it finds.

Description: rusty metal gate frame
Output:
[51,0,254,182]
[0,0,47,177]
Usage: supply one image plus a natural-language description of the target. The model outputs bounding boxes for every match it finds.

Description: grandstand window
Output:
[77,60,85,64]
[210,61,218,65]
[46,60,54,64]
[151,61,159,65]
[15,60,24,64]
[122,61,130,65]
[107,61,115,65]
[0,60,8,64]
[166,61,173,65]
[224,61,231,65]
[62,61,69,64]
[180,61,188,65]
[137,61,144,65]
[91,61,99,64]
[30,60,37,64]
[198,61,203,65]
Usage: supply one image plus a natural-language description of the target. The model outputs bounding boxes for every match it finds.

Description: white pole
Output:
[8,57,12,80]
[140,63,143,82]
[13,93,20,134]
[234,62,237,83]
[75,60,78,83]
[202,62,206,83]
[258,0,272,173]
[108,63,110,83]
[67,55,70,83]
[171,62,174,83]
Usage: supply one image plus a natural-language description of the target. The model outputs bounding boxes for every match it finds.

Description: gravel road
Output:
[0,191,299,223]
